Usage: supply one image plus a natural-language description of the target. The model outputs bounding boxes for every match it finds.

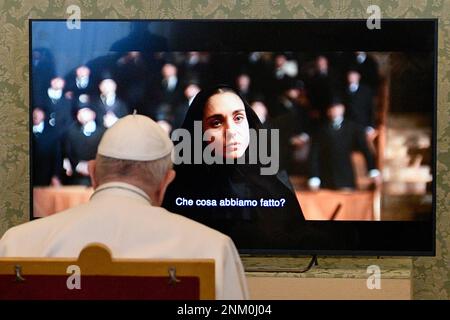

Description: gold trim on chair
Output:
[0,243,215,300]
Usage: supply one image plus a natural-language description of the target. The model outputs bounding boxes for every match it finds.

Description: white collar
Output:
[82,120,97,136]
[90,182,152,205]
[101,93,116,106]
[349,83,359,93]
[33,121,45,134]
[48,88,62,100]
[357,52,367,64]
[166,76,177,91]
[331,116,344,130]
[76,76,89,89]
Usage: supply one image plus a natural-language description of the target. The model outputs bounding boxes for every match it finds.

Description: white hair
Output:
[95,154,172,191]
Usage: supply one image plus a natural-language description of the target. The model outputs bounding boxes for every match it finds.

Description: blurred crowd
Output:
[32,50,381,190]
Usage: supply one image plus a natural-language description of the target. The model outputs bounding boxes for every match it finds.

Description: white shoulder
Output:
[159,207,232,243]
[0,205,85,256]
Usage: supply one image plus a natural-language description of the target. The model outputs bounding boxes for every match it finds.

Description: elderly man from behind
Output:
[0,114,249,300]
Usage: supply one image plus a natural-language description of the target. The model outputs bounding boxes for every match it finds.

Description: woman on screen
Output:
[162,85,307,249]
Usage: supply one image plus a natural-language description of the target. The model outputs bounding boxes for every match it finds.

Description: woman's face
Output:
[203,92,250,159]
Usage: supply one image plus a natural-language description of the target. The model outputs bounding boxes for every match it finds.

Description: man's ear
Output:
[156,169,176,206]
[88,160,98,189]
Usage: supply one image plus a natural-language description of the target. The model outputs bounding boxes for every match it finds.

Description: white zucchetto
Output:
[97,114,173,161]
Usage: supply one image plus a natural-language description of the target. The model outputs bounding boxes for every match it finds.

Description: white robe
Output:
[0,182,249,300]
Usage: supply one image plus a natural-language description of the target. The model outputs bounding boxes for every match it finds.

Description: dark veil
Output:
[162,85,309,250]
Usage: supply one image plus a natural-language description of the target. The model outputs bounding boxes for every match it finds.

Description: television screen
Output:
[30,20,436,255]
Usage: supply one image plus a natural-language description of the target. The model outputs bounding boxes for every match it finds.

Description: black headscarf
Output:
[162,85,307,250]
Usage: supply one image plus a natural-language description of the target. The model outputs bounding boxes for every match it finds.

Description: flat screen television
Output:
[30,19,436,256]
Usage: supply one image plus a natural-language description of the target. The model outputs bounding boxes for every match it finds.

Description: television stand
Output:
[297,255,318,273]
[243,256,413,299]
[243,255,319,273]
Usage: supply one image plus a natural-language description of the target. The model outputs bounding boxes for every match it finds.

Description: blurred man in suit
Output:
[270,53,298,100]
[31,48,56,108]
[115,51,151,115]
[344,69,376,136]
[93,78,129,129]
[271,80,311,174]
[250,98,269,126]
[308,100,380,190]
[171,80,201,130]
[64,106,105,186]
[43,77,73,137]
[306,55,335,120]
[64,65,96,102]
[159,62,183,107]
[352,51,380,90]
[31,107,62,187]
[150,62,184,131]
[235,72,254,102]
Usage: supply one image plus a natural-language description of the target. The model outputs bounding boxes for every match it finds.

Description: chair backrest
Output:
[0,243,215,300]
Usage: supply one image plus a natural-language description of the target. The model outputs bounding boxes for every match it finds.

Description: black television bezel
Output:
[29,19,437,257]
